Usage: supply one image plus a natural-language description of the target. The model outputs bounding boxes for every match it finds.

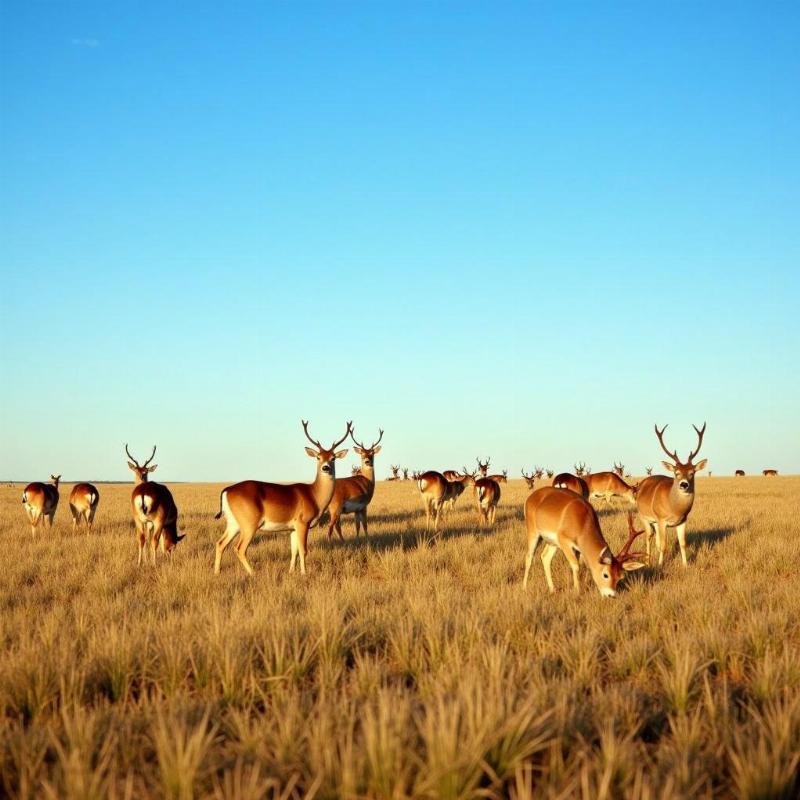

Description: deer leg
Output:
[540,544,558,593]
[149,525,158,565]
[676,522,689,567]
[561,545,581,593]
[289,530,299,571]
[656,519,668,566]
[233,529,256,576]
[523,534,541,588]
[214,525,239,574]
[87,506,96,531]
[29,509,41,535]
[70,504,79,531]
[296,523,310,575]
[326,507,338,539]
[136,523,146,566]
[334,516,344,541]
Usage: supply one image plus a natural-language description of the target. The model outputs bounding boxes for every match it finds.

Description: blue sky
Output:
[1,1,798,481]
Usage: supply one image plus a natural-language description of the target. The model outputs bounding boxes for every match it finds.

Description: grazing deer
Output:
[524,489,645,596]
[69,483,100,531]
[473,476,501,527]
[552,472,589,498]
[734,469,745,477]
[126,445,184,565]
[214,421,350,575]
[22,475,60,534]
[645,466,653,476]
[636,423,707,567]
[487,469,508,484]
[326,427,383,538]
[476,457,491,477]
[763,469,778,477]
[584,471,637,506]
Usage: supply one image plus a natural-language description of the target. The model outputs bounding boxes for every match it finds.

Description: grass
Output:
[1,475,799,798]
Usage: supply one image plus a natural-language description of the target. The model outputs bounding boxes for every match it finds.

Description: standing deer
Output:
[524,489,645,596]
[473,475,501,527]
[574,462,590,477]
[69,483,100,531]
[22,475,60,534]
[636,423,707,567]
[326,427,383,538]
[350,465,361,476]
[476,457,491,477]
[487,469,508,483]
[645,466,653,476]
[126,445,184,565]
[546,469,554,479]
[521,469,538,490]
[215,421,351,575]
[613,462,625,478]
[442,469,462,481]
[418,468,473,533]
[584,471,637,506]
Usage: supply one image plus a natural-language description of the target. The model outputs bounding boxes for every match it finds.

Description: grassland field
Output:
[1,475,799,799]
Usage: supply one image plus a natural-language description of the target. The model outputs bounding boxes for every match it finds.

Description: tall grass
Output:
[1,476,798,797]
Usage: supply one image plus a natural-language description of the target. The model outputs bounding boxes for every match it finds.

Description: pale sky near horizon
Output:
[1,1,799,481]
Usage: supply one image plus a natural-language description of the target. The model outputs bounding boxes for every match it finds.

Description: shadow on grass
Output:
[687,526,735,549]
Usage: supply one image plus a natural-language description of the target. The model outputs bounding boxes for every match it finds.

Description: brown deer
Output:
[473,476,501,527]
[350,465,361,476]
[476,457,491,477]
[636,423,707,567]
[763,469,778,477]
[521,469,538,490]
[584,471,637,506]
[326,427,383,538]
[69,483,100,531]
[214,421,351,575]
[552,471,589,498]
[402,467,409,480]
[734,469,745,477]
[387,465,401,481]
[524,489,645,597]
[126,445,184,565]
[442,469,462,481]
[486,469,508,483]
[22,475,60,534]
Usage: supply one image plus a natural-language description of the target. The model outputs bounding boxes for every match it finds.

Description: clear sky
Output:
[1,1,798,482]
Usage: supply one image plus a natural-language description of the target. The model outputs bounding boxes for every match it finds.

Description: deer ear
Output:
[372,445,382,455]
[353,447,364,456]
[622,560,646,572]
[599,547,614,565]
[148,464,158,473]
[127,461,138,470]
[305,447,318,458]
[694,459,708,471]
[334,449,349,459]
[662,461,676,473]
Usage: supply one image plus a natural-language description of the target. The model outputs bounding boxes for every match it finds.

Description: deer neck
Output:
[359,461,376,485]
[311,467,337,511]
[668,480,694,519]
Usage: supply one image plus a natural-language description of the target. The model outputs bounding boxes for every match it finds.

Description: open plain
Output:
[1,476,799,799]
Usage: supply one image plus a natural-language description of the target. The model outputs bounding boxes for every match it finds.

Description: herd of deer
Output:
[18,422,781,596]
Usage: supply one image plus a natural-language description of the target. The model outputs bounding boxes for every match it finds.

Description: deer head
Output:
[654,423,707,496]
[126,444,158,484]
[302,420,351,480]
[476,457,490,477]
[349,426,383,473]
[594,512,647,597]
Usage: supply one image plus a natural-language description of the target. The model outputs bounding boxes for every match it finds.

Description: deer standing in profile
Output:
[487,469,508,484]
[214,421,351,575]
[636,423,707,567]
[69,483,100,531]
[326,427,383,538]
[22,475,60,534]
[583,470,637,507]
[126,445,184,565]
[524,488,645,597]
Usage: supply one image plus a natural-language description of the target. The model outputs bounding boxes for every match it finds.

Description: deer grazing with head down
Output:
[636,423,707,567]
[126,445,184,565]
[69,483,100,531]
[524,487,646,597]
[583,470,637,507]
[326,427,383,538]
[22,475,60,534]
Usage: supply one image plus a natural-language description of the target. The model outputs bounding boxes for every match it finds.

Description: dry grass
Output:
[1,476,799,798]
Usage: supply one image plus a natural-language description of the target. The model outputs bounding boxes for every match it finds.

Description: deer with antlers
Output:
[350,465,361,476]
[442,469,462,481]
[214,421,351,575]
[486,469,508,484]
[387,465,401,481]
[574,462,589,477]
[473,474,501,527]
[524,487,645,596]
[69,483,100,531]
[476,457,491,477]
[521,469,539,490]
[645,466,653,476]
[126,445,184,565]
[636,423,707,567]
[417,467,473,533]
[22,475,60,534]
[326,427,383,539]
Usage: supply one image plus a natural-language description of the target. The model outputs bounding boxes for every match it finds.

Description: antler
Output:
[654,424,679,463]
[301,420,322,450]
[352,427,384,451]
[125,444,156,468]
[687,422,706,463]
[330,421,353,451]
[618,512,647,562]
[125,443,139,467]
[521,468,533,480]
[142,445,157,467]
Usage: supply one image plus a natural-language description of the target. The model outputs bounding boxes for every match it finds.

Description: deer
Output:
[612,462,625,478]
[22,475,60,534]
[126,445,184,565]
[214,421,350,575]
[326,427,383,539]
[763,469,778,477]
[387,465,401,481]
[734,469,745,477]
[636,423,707,567]
[545,469,554,479]
[442,469,462,481]
[473,475,501,527]
[574,462,590,477]
[583,470,637,507]
[524,487,646,597]
[521,469,538,490]
[552,471,589,498]
[350,465,361,477]
[486,469,508,484]
[417,468,473,533]
[476,457,491,477]
[645,466,653,476]
[69,483,100,531]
